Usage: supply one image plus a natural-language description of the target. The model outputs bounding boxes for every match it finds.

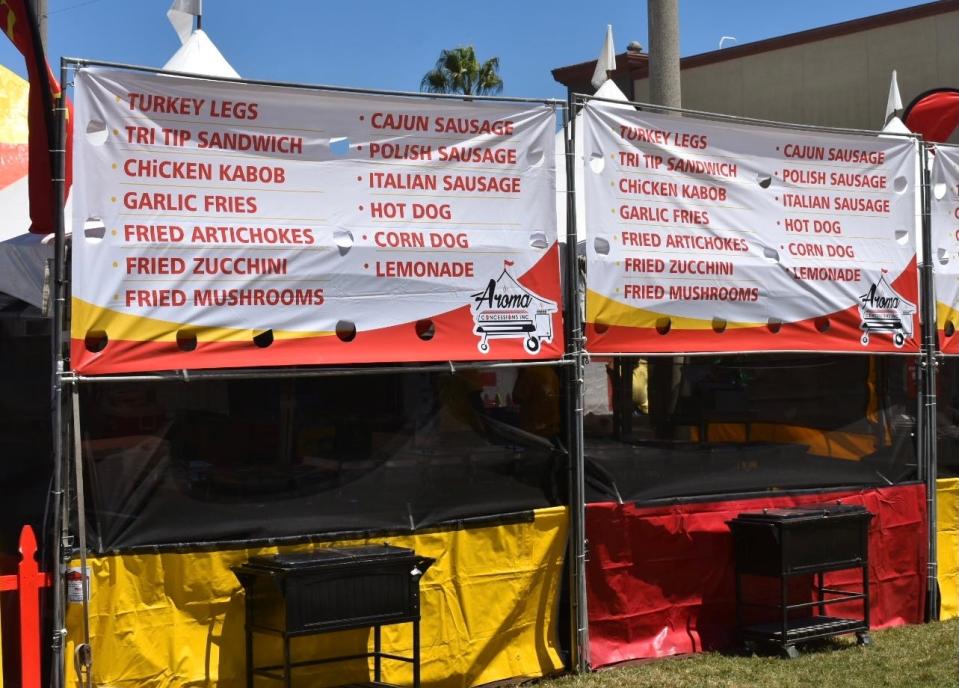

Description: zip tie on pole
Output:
[51,628,65,650]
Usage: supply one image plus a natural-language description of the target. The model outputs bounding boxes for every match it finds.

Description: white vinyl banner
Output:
[70,69,562,373]
[582,102,920,354]
[931,145,959,354]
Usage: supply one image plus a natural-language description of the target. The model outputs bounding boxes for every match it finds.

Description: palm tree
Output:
[420,46,503,96]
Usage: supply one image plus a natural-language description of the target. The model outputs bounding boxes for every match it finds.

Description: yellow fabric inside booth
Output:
[696,423,877,460]
[937,478,959,620]
[64,507,568,688]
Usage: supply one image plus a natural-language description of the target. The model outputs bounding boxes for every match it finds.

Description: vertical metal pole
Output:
[563,93,589,672]
[780,574,789,650]
[245,596,253,688]
[71,385,93,687]
[733,570,742,637]
[817,572,825,616]
[919,141,940,620]
[862,551,871,630]
[412,619,420,688]
[49,57,70,688]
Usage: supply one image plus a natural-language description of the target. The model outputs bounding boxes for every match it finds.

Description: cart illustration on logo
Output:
[470,263,557,355]
[857,274,916,347]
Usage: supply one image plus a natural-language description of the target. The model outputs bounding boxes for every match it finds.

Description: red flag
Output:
[0,0,72,234]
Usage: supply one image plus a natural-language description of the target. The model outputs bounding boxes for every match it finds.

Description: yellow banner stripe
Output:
[70,297,334,342]
[937,301,959,328]
[586,289,762,330]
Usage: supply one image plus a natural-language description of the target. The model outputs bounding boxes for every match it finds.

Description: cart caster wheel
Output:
[524,336,540,353]
[856,632,871,646]
[860,334,869,346]
[781,645,800,660]
[894,333,905,347]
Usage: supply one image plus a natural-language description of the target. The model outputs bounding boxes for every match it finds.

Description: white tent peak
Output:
[163,29,240,79]
[593,78,631,108]
[881,115,911,135]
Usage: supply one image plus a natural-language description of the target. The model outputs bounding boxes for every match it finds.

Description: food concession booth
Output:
[569,95,932,666]
[1,48,952,688]
[49,61,578,688]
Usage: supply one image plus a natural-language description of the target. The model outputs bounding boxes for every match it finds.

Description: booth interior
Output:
[580,353,928,665]
[54,351,931,685]
[0,296,54,686]
[1,332,938,684]
[77,367,567,550]
[62,365,571,688]
[584,354,917,501]
[0,295,51,552]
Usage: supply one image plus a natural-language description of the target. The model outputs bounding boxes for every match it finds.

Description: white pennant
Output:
[591,25,616,90]
[168,0,202,45]
[885,69,903,124]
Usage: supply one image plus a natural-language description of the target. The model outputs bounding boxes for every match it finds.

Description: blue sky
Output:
[0,0,930,98]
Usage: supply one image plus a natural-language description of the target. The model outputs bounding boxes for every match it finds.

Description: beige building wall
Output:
[633,12,959,130]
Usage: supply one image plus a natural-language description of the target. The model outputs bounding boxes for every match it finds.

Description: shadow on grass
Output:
[725,634,857,659]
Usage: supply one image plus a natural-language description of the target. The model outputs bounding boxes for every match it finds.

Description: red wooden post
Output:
[17,526,41,688]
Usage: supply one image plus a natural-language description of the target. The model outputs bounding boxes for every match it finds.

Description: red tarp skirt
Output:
[586,483,927,666]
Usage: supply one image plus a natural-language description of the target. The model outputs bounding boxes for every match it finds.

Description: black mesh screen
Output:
[79,367,566,550]
[583,354,918,503]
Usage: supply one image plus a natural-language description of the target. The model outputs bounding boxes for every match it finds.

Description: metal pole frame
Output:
[563,92,589,672]
[64,358,572,386]
[55,55,585,680]
[570,91,933,627]
[50,56,71,688]
[918,141,940,621]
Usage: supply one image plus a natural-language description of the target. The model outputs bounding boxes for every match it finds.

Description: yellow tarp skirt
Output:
[937,478,959,619]
[64,507,568,688]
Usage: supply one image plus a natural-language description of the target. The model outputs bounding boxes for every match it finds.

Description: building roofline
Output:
[552,0,959,87]
[551,50,648,86]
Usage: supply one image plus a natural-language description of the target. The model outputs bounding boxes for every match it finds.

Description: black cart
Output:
[234,545,434,688]
[727,504,873,658]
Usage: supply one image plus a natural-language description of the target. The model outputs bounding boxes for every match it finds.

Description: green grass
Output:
[540,619,959,688]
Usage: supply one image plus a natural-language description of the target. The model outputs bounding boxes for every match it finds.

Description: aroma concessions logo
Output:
[858,274,916,347]
[470,261,557,354]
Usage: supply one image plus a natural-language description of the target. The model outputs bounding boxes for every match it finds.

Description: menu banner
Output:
[70,69,562,374]
[931,145,959,354]
[582,102,920,354]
